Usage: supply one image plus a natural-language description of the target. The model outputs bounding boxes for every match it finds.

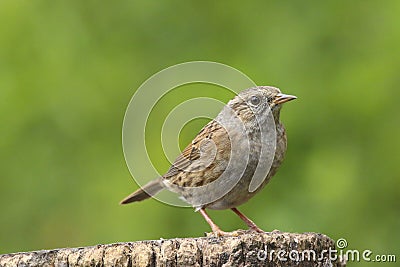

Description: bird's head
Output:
[228,86,296,125]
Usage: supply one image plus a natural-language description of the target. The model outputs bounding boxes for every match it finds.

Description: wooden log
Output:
[0,231,346,266]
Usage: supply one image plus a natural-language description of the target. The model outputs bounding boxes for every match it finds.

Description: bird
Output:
[120,86,296,236]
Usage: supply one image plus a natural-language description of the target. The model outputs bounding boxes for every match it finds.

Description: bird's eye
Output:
[250,95,261,106]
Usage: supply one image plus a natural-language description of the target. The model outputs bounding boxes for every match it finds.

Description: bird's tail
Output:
[120,178,164,204]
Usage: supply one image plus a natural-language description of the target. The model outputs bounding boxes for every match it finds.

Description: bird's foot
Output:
[205,227,268,237]
[205,228,247,237]
[249,226,265,234]
[230,208,265,234]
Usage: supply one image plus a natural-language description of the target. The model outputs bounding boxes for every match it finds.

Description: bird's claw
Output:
[249,226,265,233]
[205,229,247,237]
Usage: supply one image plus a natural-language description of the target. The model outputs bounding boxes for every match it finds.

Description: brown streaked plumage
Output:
[121,86,296,236]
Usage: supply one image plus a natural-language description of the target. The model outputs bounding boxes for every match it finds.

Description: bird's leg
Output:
[231,208,264,233]
[199,208,231,237]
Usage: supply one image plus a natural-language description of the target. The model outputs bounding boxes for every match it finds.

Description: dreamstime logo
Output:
[336,238,348,249]
[122,61,276,207]
[256,238,396,264]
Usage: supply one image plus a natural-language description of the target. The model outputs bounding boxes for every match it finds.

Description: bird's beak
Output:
[273,93,297,105]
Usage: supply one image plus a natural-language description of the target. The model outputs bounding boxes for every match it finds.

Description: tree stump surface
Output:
[0,231,346,267]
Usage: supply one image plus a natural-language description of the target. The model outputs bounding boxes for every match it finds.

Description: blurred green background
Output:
[1,0,399,264]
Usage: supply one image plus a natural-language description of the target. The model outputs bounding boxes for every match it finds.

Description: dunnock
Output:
[121,86,296,236]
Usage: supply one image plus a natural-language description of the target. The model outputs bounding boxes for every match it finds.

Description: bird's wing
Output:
[163,120,229,187]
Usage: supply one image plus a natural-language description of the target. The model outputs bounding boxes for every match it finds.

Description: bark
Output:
[0,231,346,267]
